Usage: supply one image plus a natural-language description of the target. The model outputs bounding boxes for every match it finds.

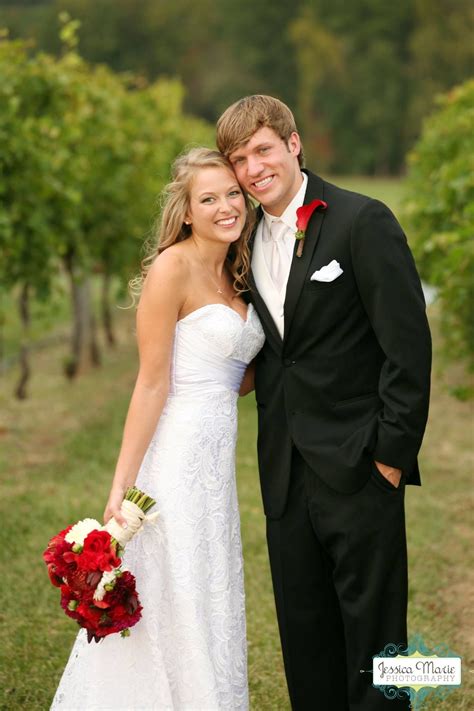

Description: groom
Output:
[217,96,431,710]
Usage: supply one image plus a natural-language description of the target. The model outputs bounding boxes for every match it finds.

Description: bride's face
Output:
[186,166,246,245]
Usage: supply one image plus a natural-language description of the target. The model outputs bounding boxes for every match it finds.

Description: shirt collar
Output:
[262,172,308,234]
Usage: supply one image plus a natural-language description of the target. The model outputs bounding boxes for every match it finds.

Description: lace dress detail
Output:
[50,303,265,711]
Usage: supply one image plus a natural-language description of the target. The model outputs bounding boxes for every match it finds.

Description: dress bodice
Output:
[169,303,265,397]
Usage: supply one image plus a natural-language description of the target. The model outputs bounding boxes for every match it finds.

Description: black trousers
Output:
[266,448,411,711]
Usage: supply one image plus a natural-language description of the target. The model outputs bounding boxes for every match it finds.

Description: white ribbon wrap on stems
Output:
[103,499,159,547]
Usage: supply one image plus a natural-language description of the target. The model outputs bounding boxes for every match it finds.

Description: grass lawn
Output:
[1,178,472,710]
[325,175,406,213]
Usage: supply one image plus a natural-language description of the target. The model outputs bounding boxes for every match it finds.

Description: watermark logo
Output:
[371,636,462,709]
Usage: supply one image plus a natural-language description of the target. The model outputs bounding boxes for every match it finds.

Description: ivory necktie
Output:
[267,219,288,293]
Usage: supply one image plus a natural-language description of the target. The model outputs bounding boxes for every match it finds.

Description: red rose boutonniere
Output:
[295,199,328,257]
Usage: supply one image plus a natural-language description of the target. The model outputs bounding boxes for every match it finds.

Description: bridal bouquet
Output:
[43,487,157,643]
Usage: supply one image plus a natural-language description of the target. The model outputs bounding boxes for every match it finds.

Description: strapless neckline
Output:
[178,302,253,325]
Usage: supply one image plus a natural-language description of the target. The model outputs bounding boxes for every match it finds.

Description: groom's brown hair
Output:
[216,95,305,167]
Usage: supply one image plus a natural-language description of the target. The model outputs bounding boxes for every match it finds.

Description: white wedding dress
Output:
[51,303,265,711]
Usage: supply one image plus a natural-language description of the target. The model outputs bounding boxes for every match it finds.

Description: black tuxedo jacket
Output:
[248,171,432,519]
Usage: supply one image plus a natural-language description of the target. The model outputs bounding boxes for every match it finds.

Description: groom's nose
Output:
[246,155,264,178]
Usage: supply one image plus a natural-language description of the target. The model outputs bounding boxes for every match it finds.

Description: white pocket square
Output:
[310,260,343,282]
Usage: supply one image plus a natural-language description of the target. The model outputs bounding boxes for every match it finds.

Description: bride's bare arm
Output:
[104,251,187,526]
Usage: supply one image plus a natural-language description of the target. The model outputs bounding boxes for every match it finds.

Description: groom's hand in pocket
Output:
[374,460,403,488]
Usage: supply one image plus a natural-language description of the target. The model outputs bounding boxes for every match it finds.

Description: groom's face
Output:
[228,127,302,217]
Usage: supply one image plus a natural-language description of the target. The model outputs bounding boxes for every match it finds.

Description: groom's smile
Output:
[253,175,274,191]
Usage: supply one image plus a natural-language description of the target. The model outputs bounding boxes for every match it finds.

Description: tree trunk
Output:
[101,271,116,347]
[89,309,101,367]
[64,252,92,379]
[15,282,31,399]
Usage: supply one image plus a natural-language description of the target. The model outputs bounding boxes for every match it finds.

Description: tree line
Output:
[405,79,474,382]
[0,18,212,397]
[1,9,472,398]
[1,0,473,174]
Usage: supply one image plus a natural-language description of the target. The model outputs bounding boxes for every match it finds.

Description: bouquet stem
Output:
[124,486,155,513]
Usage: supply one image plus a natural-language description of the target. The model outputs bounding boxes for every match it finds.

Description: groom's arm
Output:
[350,199,432,476]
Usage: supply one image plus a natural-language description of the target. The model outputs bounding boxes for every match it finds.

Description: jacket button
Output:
[283,358,296,367]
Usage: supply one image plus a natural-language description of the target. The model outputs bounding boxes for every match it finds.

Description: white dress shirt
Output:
[251,173,308,338]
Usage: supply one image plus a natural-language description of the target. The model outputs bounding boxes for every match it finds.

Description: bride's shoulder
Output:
[141,245,191,308]
[147,244,192,285]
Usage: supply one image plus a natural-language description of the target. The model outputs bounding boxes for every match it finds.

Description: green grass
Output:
[325,175,406,213]
[237,396,289,709]
[1,177,472,710]
[1,308,472,710]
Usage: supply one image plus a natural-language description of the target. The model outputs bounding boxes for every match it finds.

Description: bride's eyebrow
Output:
[198,185,240,197]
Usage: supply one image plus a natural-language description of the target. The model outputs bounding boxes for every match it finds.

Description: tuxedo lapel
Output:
[284,172,326,341]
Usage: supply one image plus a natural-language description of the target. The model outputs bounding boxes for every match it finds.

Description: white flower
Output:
[93,569,119,601]
[65,518,101,546]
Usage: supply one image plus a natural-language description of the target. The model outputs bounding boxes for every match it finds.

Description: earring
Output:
[184,221,191,225]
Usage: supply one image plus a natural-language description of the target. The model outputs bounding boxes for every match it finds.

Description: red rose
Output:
[76,530,121,573]
[43,526,71,567]
[295,199,328,257]
[43,526,75,585]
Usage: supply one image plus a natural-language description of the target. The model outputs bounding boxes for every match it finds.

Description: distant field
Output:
[1,176,472,710]
[326,174,405,214]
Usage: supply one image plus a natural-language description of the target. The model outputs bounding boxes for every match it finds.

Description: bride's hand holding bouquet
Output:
[104,484,130,530]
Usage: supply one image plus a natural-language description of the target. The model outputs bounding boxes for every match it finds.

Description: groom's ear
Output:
[287,132,301,158]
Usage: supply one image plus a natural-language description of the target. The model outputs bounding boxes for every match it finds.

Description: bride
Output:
[50,148,265,710]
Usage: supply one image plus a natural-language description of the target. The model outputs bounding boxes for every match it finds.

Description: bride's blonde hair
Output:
[130,147,254,299]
